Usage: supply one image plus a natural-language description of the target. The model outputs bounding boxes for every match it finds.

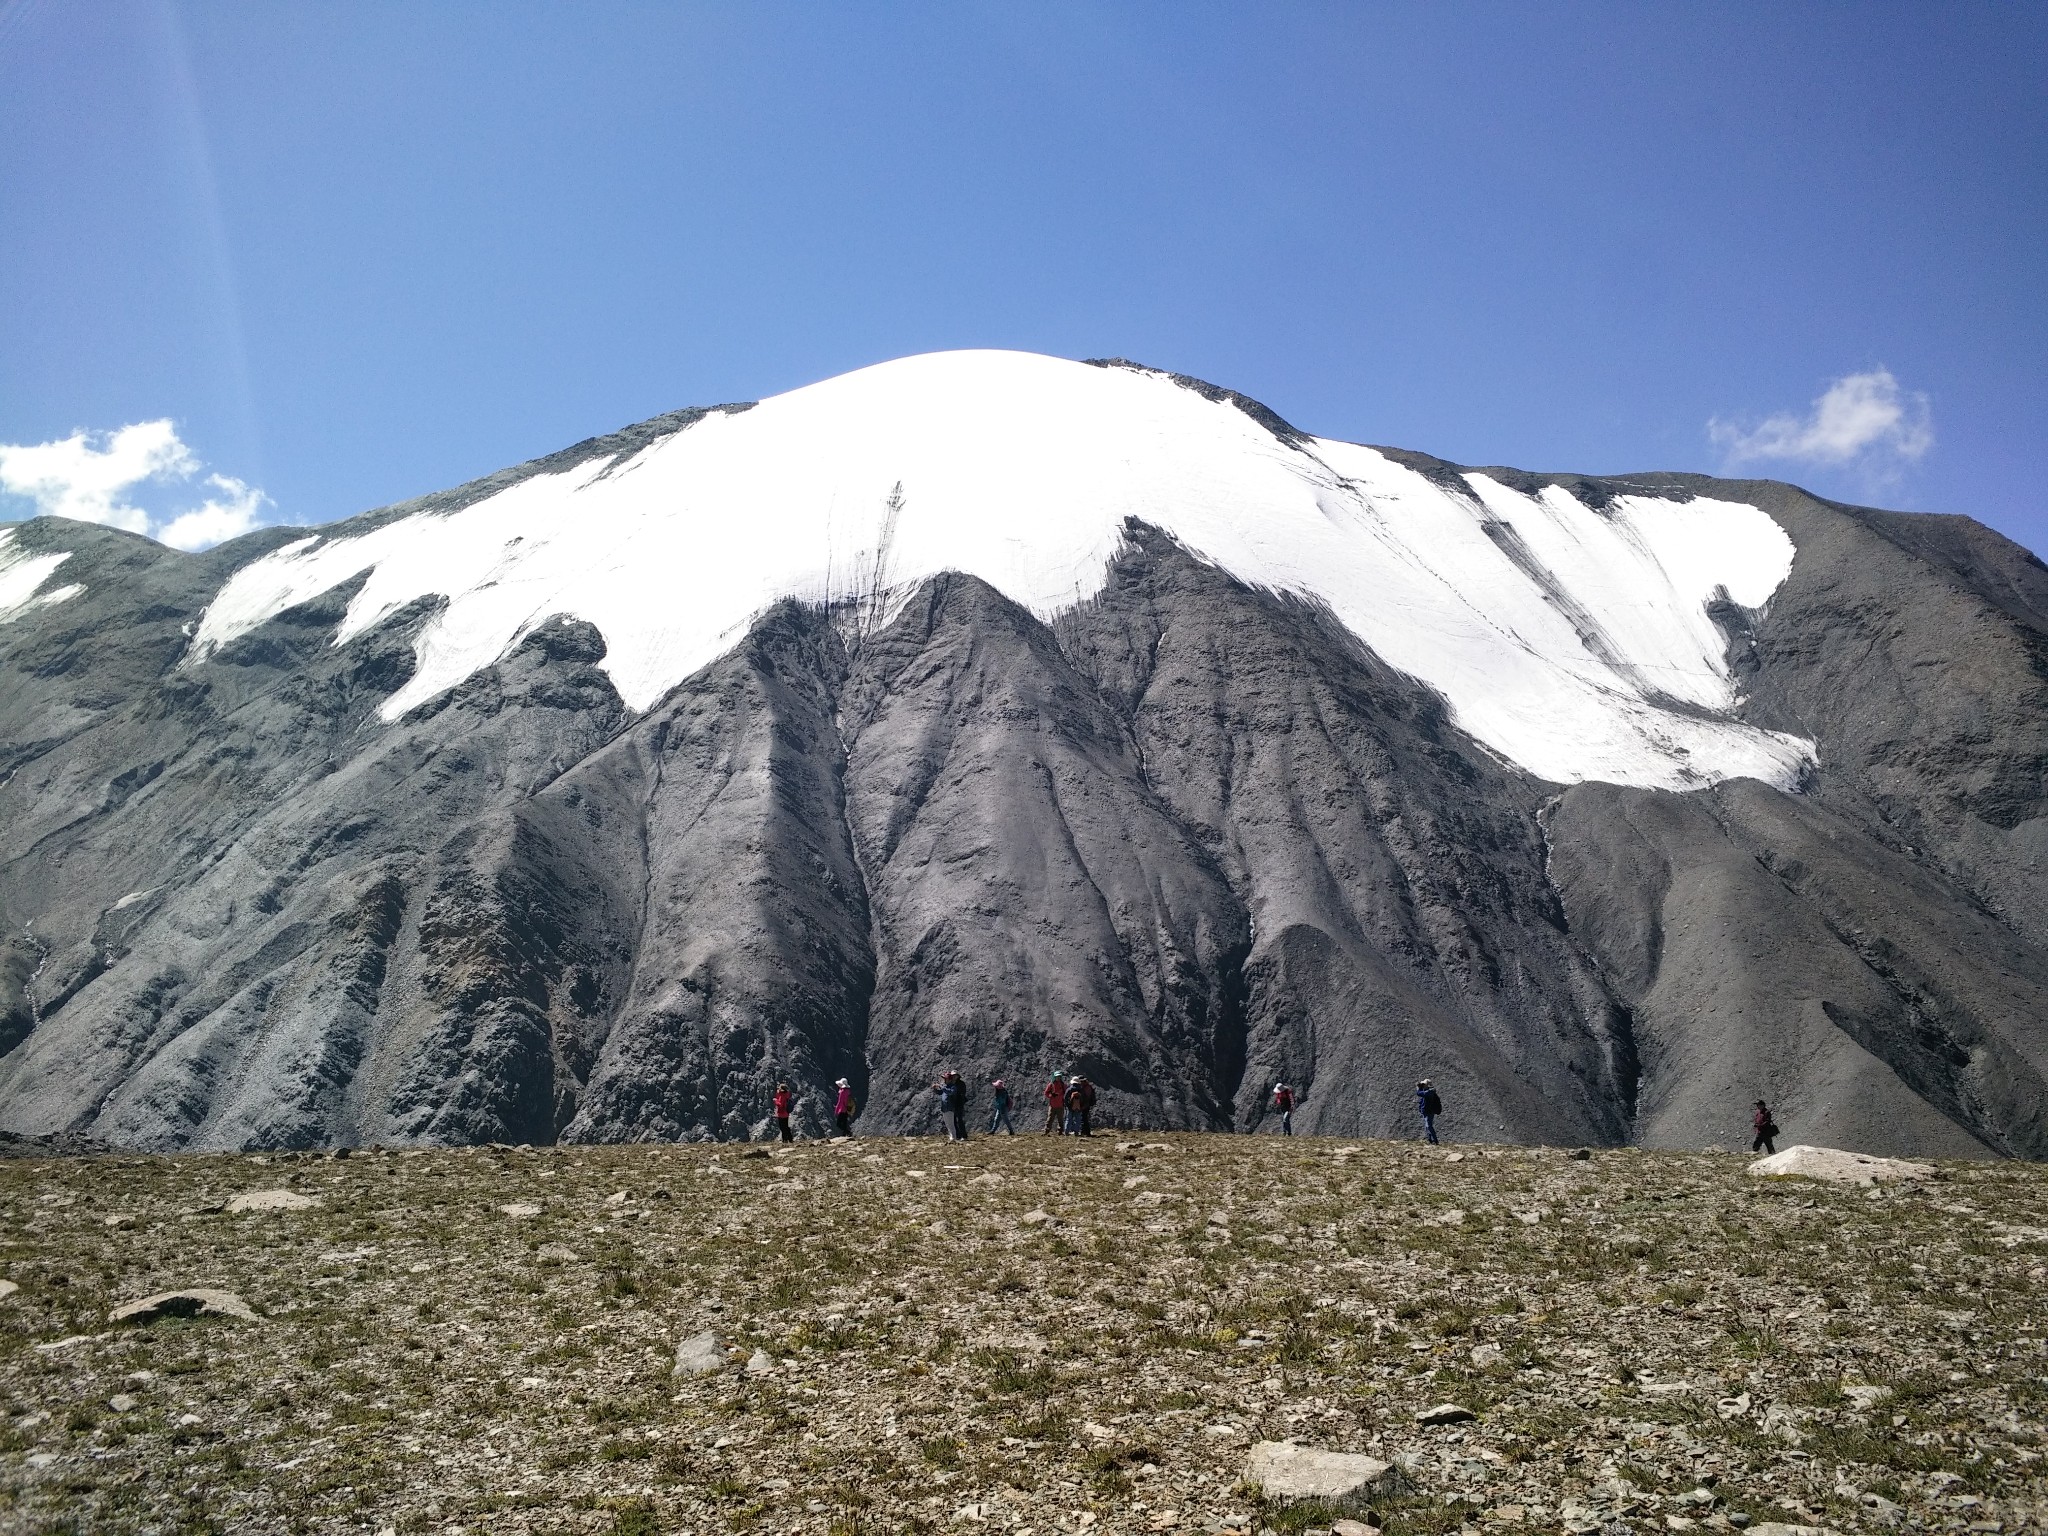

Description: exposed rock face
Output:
[0,390,2044,1155]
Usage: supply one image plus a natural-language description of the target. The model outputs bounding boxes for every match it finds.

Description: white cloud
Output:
[1710,369,1933,475]
[157,474,269,551]
[0,421,272,550]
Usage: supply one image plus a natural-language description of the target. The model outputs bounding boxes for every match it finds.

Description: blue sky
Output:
[2,1,2043,554]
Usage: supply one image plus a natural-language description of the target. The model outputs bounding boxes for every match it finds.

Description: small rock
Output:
[498,1203,542,1218]
[177,1413,203,1427]
[107,1394,137,1413]
[109,1288,260,1325]
[1569,1148,1592,1161]
[1081,1420,1115,1440]
[0,1279,17,1301]
[1445,1152,1465,1162]
[1333,1521,1382,1536]
[1021,1209,1052,1225]
[1416,1402,1476,1425]
[1745,1525,1833,1536]
[536,1243,580,1262]
[745,1348,776,1375]
[1470,1343,1504,1369]
[1244,1440,1402,1500]
[969,1171,1003,1186]
[673,1330,732,1377]
[603,1190,628,1206]
[225,1189,317,1213]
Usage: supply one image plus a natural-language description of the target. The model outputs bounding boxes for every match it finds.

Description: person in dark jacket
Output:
[1752,1100,1779,1154]
[1416,1079,1443,1145]
[772,1082,794,1143]
[933,1069,970,1141]
[989,1079,1015,1136]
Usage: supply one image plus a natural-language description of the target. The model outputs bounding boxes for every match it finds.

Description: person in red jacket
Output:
[833,1078,857,1139]
[1272,1082,1296,1136]
[1043,1072,1067,1135]
[1752,1099,1779,1155]
[772,1082,794,1143]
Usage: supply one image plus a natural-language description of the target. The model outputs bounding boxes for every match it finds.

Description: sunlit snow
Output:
[189,350,1814,790]
[0,527,82,624]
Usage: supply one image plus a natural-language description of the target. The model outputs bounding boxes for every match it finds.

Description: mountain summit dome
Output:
[190,349,1809,790]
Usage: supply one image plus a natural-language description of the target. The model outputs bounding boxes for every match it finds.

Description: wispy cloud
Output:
[0,421,272,550]
[1709,369,1933,482]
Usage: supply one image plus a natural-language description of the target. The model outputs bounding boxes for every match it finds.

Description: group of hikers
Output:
[765,1071,1451,1143]
[770,1074,1779,1150]
[931,1069,1102,1140]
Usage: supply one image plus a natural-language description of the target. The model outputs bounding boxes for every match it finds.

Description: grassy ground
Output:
[1,1132,2044,1536]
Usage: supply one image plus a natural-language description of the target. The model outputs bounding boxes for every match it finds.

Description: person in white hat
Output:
[1416,1079,1442,1145]
[833,1078,857,1138]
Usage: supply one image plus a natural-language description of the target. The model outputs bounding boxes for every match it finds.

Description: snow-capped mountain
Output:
[2,351,2045,1156]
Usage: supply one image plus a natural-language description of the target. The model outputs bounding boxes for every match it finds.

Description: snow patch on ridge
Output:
[188,350,1814,791]
[0,527,82,624]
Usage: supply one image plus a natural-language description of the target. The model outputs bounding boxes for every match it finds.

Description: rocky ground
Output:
[0,1132,2043,1536]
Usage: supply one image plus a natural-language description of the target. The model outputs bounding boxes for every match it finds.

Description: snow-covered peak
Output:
[189,349,1812,790]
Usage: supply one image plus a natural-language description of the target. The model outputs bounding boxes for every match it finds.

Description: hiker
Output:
[989,1078,1015,1136]
[833,1078,857,1138]
[933,1069,970,1141]
[772,1081,794,1143]
[1070,1074,1097,1137]
[1416,1079,1443,1145]
[1043,1072,1068,1135]
[1272,1082,1296,1136]
[1752,1099,1779,1155]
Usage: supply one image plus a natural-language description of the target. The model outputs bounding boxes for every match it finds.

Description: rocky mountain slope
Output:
[0,351,2042,1155]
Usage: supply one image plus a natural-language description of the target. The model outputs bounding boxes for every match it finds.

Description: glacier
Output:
[187,349,1814,791]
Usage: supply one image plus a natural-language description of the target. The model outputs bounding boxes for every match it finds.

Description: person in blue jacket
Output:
[1416,1079,1443,1144]
[989,1078,1015,1136]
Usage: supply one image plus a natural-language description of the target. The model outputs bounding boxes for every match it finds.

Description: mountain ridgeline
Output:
[0,352,2044,1157]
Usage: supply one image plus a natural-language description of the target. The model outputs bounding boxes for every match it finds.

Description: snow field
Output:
[0,527,82,624]
[187,350,1815,791]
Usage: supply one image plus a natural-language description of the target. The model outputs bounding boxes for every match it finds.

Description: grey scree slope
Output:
[1,395,2045,1157]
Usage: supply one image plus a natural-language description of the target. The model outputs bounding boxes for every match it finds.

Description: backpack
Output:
[1422,1089,1443,1117]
